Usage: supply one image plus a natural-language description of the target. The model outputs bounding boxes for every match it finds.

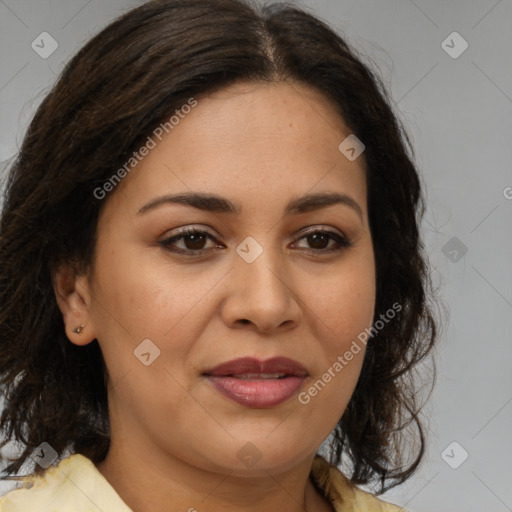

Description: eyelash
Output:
[159,226,352,257]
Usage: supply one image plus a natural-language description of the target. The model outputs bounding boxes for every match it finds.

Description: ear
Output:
[52,262,97,346]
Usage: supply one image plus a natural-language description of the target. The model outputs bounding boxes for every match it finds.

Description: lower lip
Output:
[205,375,306,408]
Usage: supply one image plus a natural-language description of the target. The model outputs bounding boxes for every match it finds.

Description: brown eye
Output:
[182,232,208,250]
[159,227,223,255]
[293,228,352,252]
[307,232,330,250]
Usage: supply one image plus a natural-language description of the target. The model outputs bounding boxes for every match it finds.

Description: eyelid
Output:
[158,225,224,253]
[160,224,347,242]
[296,225,346,238]
[161,224,219,239]
[158,224,352,257]
[291,226,352,250]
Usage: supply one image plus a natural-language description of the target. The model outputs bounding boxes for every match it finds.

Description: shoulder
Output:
[0,453,132,512]
[310,455,406,512]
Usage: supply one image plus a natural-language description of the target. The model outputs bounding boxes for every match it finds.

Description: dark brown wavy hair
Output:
[0,0,437,493]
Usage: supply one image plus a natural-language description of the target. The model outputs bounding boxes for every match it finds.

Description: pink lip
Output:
[203,357,308,408]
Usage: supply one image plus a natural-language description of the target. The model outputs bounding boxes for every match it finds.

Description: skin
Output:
[53,80,376,512]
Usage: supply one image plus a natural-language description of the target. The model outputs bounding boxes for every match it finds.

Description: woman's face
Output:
[66,81,375,475]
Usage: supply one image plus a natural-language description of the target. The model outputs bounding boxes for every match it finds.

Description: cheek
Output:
[87,244,202,378]
[296,281,373,434]
[312,253,376,349]
[297,250,375,411]
[90,241,217,338]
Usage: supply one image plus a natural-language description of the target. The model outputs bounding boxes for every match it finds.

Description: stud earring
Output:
[72,325,84,335]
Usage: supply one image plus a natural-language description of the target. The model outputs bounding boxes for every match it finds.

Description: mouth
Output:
[202,357,308,408]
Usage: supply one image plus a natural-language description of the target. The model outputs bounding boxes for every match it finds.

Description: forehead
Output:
[103,80,368,217]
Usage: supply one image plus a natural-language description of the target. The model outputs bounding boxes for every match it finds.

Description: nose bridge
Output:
[222,235,301,332]
[238,237,290,304]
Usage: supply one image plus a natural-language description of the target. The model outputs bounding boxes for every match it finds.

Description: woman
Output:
[0,0,437,510]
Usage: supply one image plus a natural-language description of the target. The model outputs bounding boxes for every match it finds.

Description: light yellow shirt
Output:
[0,453,405,511]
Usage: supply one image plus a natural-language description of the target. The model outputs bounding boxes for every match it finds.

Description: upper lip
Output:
[203,357,308,377]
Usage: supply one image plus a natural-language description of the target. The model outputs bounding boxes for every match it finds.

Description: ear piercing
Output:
[72,325,84,335]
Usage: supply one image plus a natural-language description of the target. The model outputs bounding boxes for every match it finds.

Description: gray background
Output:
[1,1,511,511]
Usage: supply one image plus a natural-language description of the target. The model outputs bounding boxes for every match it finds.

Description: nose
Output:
[220,247,302,334]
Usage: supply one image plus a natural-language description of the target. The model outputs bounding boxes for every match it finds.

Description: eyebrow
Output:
[137,191,363,220]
